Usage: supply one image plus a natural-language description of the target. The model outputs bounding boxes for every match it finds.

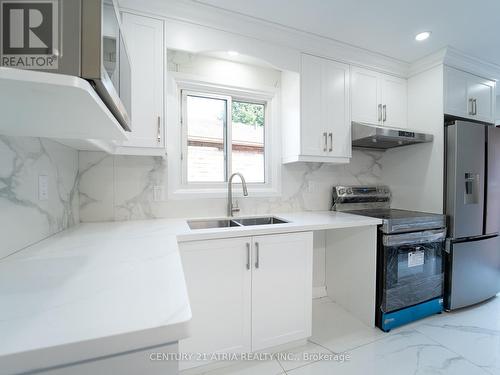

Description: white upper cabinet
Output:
[351,67,380,124]
[471,78,495,122]
[282,53,351,164]
[351,66,408,128]
[300,54,325,157]
[444,66,469,118]
[444,66,496,124]
[119,13,165,154]
[380,75,408,128]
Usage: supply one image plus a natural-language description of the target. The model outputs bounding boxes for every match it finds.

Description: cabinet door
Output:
[324,59,351,158]
[444,66,496,123]
[251,232,313,351]
[301,54,328,156]
[380,75,407,128]
[351,66,381,125]
[444,66,471,119]
[121,13,164,148]
[179,238,252,370]
[468,75,495,123]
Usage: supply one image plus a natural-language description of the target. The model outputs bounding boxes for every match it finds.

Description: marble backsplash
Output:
[78,149,383,222]
[0,136,79,259]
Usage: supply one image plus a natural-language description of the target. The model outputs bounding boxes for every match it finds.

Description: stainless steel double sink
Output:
[187,216,289,230]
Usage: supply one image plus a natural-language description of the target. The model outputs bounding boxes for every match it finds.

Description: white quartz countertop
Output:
[0,211,380,374]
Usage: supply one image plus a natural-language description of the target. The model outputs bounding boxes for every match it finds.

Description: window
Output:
[182,90,266,184]
[169,80,280,199]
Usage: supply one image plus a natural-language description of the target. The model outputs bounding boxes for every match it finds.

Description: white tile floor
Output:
[200,295,500,375]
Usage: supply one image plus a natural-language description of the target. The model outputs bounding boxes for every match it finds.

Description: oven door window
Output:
[381,229,445,313]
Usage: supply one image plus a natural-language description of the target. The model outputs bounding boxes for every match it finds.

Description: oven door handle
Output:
[382,229,447,247]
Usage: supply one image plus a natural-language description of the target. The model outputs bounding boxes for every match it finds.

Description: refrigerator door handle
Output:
[446,232,499,253]
[448,232,499,246]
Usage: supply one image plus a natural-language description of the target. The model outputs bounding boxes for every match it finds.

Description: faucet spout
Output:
[228,172,248,217]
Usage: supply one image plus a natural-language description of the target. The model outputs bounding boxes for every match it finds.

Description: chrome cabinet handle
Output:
[378,104,382,122]
[468,98,474,115]
[323,132,328,152]
[246,243,250,270]
[382,104,387,122]
[328,132,333,152]
[255,242,260,269]
[157,116,161,143]
[473,99,477,115]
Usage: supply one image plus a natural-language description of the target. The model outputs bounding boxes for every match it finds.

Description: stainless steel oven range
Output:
[333,186,446,332]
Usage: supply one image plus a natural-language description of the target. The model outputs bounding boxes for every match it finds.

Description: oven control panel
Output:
[334,185,390,199]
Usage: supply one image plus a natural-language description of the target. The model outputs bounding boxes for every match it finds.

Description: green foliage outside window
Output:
[232,101,264,127]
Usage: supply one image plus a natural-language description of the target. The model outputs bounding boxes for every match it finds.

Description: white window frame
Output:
[168,77,281,199]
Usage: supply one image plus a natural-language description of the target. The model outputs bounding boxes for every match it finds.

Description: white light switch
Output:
[38,175,49,201]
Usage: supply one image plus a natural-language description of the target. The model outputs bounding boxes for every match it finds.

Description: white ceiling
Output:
[190,0,500,66]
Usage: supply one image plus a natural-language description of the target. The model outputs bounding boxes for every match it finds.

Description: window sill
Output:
[168,185,281,200]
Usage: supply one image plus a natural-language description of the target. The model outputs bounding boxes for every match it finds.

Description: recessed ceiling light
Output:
[415,31,431,42]
[227,51,239,57]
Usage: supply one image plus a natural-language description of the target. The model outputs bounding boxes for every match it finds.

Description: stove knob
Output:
[338,188,346,195]
[347,188,353,194]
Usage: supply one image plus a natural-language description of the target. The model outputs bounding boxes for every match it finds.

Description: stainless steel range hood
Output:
[352,122,433,150]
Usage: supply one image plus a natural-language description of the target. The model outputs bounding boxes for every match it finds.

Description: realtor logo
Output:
[0,0,59,69]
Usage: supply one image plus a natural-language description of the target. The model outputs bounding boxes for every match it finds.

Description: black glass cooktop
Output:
[344,209,446,234]
[344,208,442,220]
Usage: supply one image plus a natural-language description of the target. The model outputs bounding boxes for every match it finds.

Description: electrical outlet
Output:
[153,185,164,202]
[38,175,49,201]
[307,181,318,193]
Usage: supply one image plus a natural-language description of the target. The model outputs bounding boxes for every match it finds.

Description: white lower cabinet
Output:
[179,237,251,370]
[251,233,313,351]
[179,232,313,370]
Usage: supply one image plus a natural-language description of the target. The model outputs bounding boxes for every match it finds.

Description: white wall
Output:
[380,65,444,213]
[77,153,383,221]
[0,136,79,259]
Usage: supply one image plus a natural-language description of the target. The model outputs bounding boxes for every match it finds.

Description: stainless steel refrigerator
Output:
[444,120,500,310]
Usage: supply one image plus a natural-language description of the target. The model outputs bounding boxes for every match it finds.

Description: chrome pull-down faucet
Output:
[228,172,248,217]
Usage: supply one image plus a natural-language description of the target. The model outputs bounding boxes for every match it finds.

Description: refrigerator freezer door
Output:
[486,126,500,234]
[446,121,486,238]
[446,235,500,310]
